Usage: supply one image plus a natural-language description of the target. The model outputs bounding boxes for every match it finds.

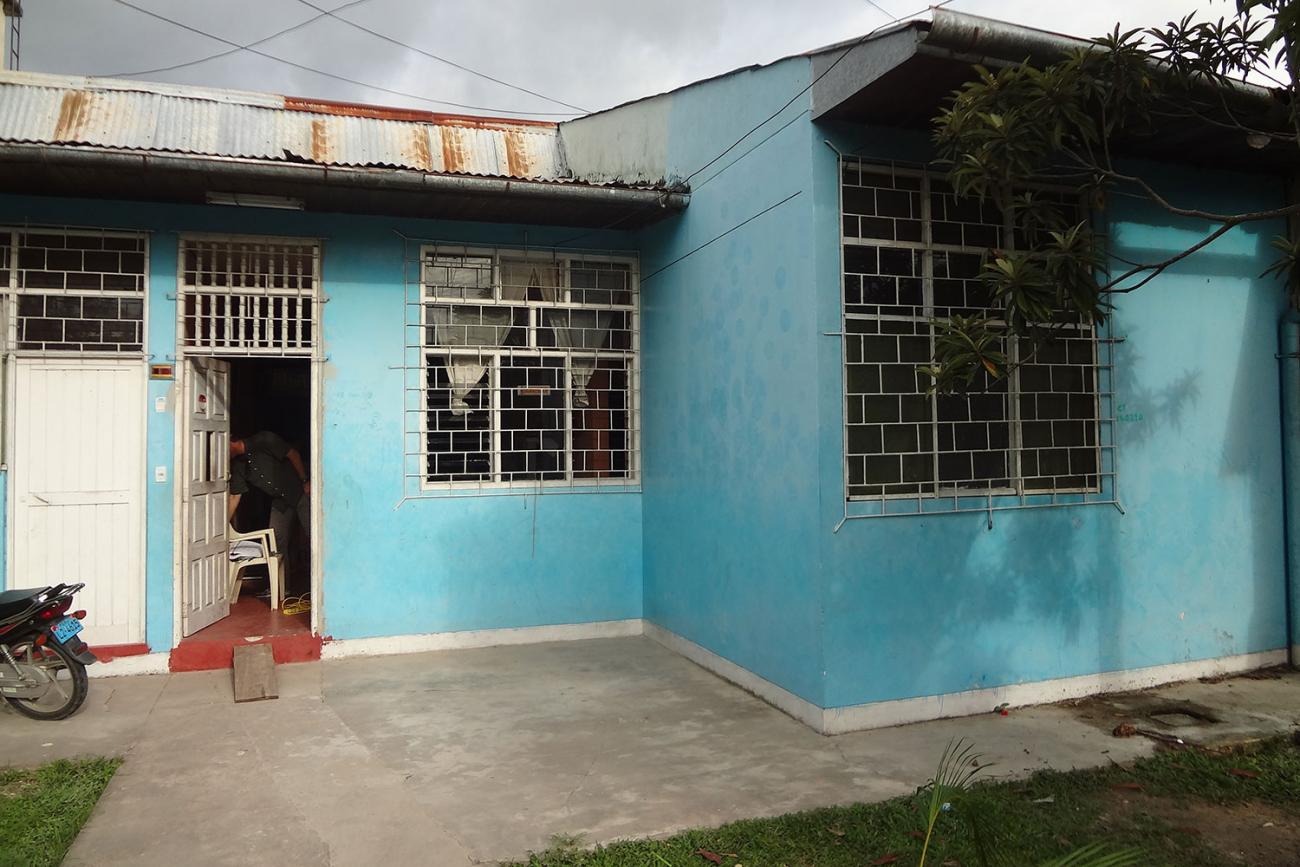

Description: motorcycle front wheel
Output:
[3,639,89,720]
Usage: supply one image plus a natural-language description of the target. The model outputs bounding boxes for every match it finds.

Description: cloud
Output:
[19,0,1218,115]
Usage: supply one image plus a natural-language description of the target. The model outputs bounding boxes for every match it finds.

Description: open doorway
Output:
[175,356,316,663]
[226,358,312,616]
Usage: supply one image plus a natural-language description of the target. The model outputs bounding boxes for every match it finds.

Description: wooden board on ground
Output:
[232,643,278,702]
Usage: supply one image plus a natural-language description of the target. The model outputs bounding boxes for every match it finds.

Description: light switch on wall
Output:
[155,396,167,413]
[154,466,167,483]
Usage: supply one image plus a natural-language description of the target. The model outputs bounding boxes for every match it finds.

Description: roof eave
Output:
[810,9,1294,174]
[0,143,689,229]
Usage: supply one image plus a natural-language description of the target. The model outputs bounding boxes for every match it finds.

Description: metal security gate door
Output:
[9,359,145,647]
[181,356,231,636]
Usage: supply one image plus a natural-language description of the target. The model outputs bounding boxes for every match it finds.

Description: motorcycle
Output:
[0,583,96,720]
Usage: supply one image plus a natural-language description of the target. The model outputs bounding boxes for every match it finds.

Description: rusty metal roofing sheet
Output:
[0,70,566,181]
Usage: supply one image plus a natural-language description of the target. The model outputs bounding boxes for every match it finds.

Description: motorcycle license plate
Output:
[51,616,83,643]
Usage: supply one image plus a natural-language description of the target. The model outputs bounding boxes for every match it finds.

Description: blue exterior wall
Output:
[1,57,1290,714]
[812,123,1290,709]
[0,194,644,650]
[631,58,827,705]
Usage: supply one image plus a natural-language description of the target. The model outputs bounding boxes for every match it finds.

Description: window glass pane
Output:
[935,365,1012,492]
[425,355,492,482]
[840,167,923,243]
[844,317,934,498]
[844,244,924,319]
[572,357,631,479]
[423,254,494,300]
[570,261,633,306]
[425,304,524,348]
[928,179,1004,250]
[499,356,566,482]
[542,308,632,352]
[1018,332,1100,491]
[931,250,999,319]
[12,231,147,354]
[839,159,1100,504]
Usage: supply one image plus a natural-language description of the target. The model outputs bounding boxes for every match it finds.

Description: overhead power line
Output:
[642,191,803,284]
[104,0,584,117]
[862,0,896,20]
[290,0,588,113]
[107,0,372,78]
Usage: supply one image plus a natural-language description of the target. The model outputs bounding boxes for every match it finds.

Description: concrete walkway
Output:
[2,636,1290,866]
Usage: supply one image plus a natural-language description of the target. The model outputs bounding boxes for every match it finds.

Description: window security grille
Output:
[0,229,146,353]
[403,242,640,497]
[178,237,318,356]
[838,160,1120,520]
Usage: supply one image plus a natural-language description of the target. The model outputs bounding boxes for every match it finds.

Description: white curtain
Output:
[429,264,530,415]
[538,267,611,408]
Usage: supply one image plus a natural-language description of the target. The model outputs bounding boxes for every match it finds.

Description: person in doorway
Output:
[228,431,311,585]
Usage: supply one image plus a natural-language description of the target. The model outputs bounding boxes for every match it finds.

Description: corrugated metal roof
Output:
[0,70,567,181]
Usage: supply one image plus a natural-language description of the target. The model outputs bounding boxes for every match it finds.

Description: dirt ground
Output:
[1104,793,1300,866]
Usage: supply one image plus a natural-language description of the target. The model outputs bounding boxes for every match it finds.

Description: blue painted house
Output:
[0,10,1294,731]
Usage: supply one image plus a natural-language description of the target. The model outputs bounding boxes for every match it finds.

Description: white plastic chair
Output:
[228,528,284,610]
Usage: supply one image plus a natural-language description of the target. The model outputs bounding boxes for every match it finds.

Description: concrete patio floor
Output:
[1,635,1295,866]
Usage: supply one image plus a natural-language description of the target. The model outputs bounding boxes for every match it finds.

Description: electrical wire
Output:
[289,0,589,113]
[103,0,584,117]
[641,190,802,284]
[106,0,372,78]
[692,108,811,191]
[862,0,895,20]
[683,0,957,185]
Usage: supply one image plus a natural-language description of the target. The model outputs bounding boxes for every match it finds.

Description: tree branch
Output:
[1062,150,1300,223]
[1101,219,1243,294]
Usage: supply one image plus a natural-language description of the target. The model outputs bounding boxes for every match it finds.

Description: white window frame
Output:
[838,160,1113,512]
[176,233,321,358]
[2,226,149,359]
[417,244,640,494]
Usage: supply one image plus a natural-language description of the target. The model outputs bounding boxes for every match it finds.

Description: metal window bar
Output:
[400,238,641,499]
[178,236,320,356]
[0,226,148,355]
[835,158,1122,523]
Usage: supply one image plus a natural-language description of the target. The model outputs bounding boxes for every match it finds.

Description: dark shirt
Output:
[230,431,303,511]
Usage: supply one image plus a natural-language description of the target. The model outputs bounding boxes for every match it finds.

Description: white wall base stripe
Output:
[320,618,644,660]
[88,652,171,678]
[822,649,1288,734]
[642,621,825,731]
[644,620,1288,735]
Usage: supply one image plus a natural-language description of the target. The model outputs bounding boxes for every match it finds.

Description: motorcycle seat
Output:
[0,588,45,622]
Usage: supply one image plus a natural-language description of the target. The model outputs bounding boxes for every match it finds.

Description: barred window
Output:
[416,247,638,492]
[179,236,318,356]
[840,161,1108,509]
[1,229,146,353]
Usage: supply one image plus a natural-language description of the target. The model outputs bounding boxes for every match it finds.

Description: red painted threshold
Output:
[169,633,322,672]
[90,643,151,662]
[169,597,321,672]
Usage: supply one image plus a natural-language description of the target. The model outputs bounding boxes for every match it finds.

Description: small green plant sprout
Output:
[917,738,1142,867]
[546,831,587,853]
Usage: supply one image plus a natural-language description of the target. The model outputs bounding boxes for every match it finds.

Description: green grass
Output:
[511,738,1300,867]
[0,757,121,867]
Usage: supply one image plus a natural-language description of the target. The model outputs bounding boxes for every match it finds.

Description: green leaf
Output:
[1038,842,1144,867]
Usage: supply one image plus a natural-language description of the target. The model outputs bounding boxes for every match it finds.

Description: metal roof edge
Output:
[922,8,1275,101]
[0,141,689,204]
[0,69,285,108]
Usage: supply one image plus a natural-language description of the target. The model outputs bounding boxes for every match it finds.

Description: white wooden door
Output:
[181,357,231,636]
[9,359,146,647]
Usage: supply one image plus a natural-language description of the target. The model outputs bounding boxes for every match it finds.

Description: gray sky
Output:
[17,0,1213,118]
